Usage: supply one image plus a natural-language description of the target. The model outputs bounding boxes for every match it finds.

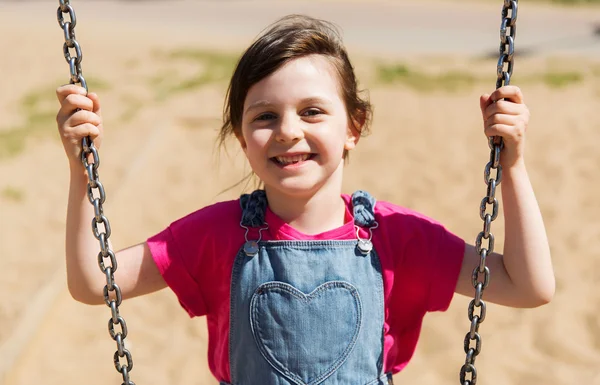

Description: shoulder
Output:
[147,199,243,318]
[154,198,245,270]
[373,198,464,264]
[344,191,446,236]
[373,199,447,236]
[369,197,465,313]
[170,199,242,233]
[160,198,245,253]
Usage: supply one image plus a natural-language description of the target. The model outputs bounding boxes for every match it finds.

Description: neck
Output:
[264,169,347,235]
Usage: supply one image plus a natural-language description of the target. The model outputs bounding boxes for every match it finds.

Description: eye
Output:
[302,108,323,117]
[255,112,277,121]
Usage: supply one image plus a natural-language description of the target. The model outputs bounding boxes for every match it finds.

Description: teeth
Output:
[275,154,310,164]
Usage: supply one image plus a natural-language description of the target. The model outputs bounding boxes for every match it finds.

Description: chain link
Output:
[56,2,135,384]
[459,1,517,384]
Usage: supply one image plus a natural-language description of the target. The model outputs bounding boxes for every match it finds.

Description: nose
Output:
[274,113,303,143]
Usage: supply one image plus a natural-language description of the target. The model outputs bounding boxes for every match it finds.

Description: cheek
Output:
[242,129,270,155]
[331,123,354,153]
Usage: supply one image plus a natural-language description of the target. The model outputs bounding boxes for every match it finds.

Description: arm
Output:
[455,86,555,308]
[58,85,166,305]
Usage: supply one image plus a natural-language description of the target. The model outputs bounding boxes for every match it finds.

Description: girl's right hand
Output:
[56,84,103,167]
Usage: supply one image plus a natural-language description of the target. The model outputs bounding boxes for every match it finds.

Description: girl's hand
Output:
[479,85,530,169]
[55,84,103,168]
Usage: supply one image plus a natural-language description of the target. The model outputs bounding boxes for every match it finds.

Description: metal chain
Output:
[459,1,517,385]
[56,2,136,384]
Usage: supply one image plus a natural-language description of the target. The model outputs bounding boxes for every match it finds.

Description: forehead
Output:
[244,55,342,105]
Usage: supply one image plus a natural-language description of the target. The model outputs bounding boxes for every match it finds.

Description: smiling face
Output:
[238,55,360,198]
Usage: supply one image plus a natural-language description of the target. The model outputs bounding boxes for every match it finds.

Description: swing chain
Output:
[57,0,87,92]
[460,1,517,385]
[57,2,135,384]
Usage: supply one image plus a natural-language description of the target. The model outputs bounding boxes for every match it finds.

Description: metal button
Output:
[243,240,259,257]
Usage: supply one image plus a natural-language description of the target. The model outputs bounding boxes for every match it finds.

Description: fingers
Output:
[489,85,524,104]
[87,92,102,114]
[480,86,524,110]
[56,85,103,138]
[65,109,102,127]
[481,86,529,139]
[56,85,101,115]
[58,93,94,115]
[66,123,101,142]
[59,110,102,148]
[56,85,104,162]
[484,109,528,141]
[484,123,524,142]
[479,86,528,167]
[480,86,527,122]
[482,100,525,121]
[479,93,492,116]
[484,113,518,131]
[56,84,87,104]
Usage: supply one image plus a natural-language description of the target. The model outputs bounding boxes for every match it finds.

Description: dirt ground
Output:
[1,1,599,384]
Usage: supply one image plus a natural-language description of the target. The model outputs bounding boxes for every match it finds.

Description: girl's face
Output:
[238,55,360,198]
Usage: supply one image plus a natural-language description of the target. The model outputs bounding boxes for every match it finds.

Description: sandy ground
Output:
[1,1,599,384]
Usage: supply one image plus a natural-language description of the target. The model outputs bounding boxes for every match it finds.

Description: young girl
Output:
[56,15,554,385]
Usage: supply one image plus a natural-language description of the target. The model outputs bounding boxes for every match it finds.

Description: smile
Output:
[271,153,316,167]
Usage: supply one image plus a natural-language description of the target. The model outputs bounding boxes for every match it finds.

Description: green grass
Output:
[119,95,144,123]
[0,77,109,160]
[376,62,587,91]
[377,63,480,91]
[167,49,239,69]
[150,48,238,99]
[1,186,24,202]
[0,87,56,159]
[515,70,585,88]
[542,71,584,88]
[0,128,35,159]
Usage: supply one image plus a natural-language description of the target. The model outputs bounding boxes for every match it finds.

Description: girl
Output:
[56,15,554,385]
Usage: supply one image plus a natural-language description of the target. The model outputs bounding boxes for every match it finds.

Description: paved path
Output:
[2,0,600,57]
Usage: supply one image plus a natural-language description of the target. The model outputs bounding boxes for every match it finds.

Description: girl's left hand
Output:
[479,85,530,169]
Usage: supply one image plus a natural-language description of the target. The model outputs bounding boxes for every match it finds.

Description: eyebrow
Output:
[244,97,332,115]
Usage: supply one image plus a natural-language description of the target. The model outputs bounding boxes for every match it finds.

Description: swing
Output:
[55,1,518,384]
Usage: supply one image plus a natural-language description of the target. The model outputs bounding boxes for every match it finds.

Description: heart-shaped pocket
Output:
[250,281,362,385]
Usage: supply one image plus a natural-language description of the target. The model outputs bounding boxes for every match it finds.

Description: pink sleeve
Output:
[147,226,207,317]
[427,224,465,312]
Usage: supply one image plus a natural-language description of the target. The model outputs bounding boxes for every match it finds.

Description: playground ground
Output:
[1,1,599,384]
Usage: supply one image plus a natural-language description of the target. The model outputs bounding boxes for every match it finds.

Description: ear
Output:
[344,117,363,151]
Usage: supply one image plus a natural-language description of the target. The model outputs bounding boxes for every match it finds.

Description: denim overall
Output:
[223,190,393,385]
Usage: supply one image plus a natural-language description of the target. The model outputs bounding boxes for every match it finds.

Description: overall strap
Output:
[240,189,268,228]
[351,190,377,228]
[240,189,377,228]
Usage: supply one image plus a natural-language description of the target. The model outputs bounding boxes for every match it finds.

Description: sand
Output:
[1,1,599,384]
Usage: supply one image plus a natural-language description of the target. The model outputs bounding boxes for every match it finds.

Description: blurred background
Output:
[1,0,599,384]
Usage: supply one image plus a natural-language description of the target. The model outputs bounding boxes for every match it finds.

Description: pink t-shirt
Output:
[147,194,465,381]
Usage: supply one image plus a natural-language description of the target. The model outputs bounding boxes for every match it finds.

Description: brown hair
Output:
[218,14,372,157]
